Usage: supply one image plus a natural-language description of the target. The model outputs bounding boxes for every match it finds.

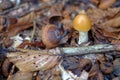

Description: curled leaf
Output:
[87,7,120,44]
[6,12,36,37]
[49,3,63,24]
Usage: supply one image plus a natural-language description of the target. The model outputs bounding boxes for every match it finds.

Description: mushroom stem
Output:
[78,31,88,44]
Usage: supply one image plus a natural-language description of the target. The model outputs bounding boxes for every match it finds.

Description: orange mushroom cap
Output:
[73,11,91,32]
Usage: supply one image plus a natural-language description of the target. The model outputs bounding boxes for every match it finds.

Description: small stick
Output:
[6,44,120,56]
[30,19,36,42]
[60,44,120,56]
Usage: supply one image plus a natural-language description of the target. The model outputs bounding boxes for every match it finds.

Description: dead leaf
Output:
[7,71,33,80]
[6,12,36,37]
[62,19,73,39]
[0,25,4,32]
[87,7,120,44]
[7,49,61,72]
[49,2,63,24]
[87,7,120,25]
[18,40,45,48]
[111,39,120,44]
[101,17,120,28]
[79,70,89,80]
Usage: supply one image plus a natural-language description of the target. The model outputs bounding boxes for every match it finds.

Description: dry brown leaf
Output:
[7,49,61,72]
[103,30,120,39]
[49,2,63,24]
[87,7,120,25]
[98,0,116,10]
[18,40,45,48]
[6,12,37,37]
[102,26,120,33]
[87,7,120,44]
[0,16,6,32]
[91,0,116,10]
[7,71,33,80]
[0,16,6,25]
[101,17,120,28]
[111,39,120,44]
[0,25,4,32]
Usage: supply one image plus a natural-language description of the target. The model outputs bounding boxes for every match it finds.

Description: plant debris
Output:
[0,0,120,80]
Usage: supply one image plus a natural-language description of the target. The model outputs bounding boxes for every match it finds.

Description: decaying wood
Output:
[7,44,120,56]
[61,44,120,55]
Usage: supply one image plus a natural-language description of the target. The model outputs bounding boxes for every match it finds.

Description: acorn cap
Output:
[73,10,91,32]
[41,24,61,49]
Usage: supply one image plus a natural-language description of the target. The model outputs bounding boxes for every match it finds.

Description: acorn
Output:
[41,24,68,49]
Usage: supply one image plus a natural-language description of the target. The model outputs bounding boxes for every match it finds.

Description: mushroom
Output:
[73,10,91,45]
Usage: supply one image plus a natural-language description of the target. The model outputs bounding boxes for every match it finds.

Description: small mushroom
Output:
[99,0,116,9]
[73,10,91,45]
[41,23,68,49]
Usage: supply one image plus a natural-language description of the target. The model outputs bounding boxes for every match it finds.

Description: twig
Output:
[30,19,36,42]
[6,44,120,56]
[60,44,120,55]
